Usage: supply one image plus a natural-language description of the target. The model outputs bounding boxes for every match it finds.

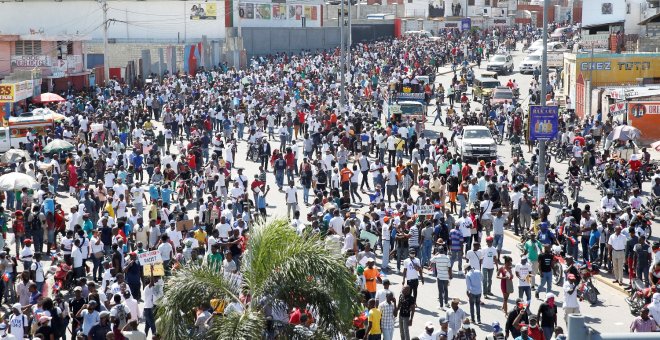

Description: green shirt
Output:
[524,240,543,261]
[207,253,223,270]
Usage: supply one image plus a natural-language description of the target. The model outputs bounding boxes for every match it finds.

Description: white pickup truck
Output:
[454,125,498,162]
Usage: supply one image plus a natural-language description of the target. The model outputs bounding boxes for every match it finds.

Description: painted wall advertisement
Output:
[628,101,660,143]
[529,105,559,140]
[0,81,33,103]
[576,54,660,87]
[240,2,317,20]
[0,84,15,103]
[11,55,51,68]
[190,3,217,20]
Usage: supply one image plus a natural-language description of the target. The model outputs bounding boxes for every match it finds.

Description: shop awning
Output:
[639,12,660,25]
[580,20,624,30]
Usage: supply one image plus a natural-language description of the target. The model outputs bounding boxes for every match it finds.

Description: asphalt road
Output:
[8,43,652,339]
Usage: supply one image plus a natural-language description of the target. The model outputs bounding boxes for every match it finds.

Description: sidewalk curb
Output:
[502,230,629,296]
[434,62,478,77]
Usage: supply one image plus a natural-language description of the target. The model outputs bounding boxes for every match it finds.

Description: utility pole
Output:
[347,1,352,67]
[537,0,549,201]
[102,0,109,85]
[340,0,346,109]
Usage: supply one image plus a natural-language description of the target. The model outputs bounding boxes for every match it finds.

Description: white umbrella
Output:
[0,149,31,163]
[0,172,39,191]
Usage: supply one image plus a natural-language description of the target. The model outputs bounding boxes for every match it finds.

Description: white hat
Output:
[425,321,434,328]
[546,293,556,300]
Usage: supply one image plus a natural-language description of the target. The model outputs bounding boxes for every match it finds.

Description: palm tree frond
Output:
[207,309,266,340]
[156,264,243,340]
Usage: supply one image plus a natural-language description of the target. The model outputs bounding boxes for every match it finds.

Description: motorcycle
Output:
[567,176,582,202]
[625,280,660,316]
[547,182,569,206]
[576,262,600,305]
[490,126,504,145]
[650,195,660,216]
[552,245,566,286]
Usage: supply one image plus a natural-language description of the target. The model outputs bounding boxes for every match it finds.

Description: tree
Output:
[156,219,361,339]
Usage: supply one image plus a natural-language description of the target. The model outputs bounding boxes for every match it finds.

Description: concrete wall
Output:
[0,1,226,41]
[639,23,660,52]
[84,42,187,72]
[242,27,341,56]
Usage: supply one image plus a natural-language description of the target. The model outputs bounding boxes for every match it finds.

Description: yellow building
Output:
[562,52,660,118]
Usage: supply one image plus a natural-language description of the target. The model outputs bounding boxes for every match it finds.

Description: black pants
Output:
[360,171,371,190]
[388,150,396,167]
[407,279,419,304]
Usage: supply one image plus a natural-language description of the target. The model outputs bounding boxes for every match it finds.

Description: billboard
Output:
[529,105,559,141]
[190,3,217,20]
[628,101,660,143]
[0,85,15,103]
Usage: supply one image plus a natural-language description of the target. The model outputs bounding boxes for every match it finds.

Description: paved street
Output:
[6,43,651,339]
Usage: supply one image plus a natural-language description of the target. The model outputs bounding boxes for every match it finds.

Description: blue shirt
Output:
[449,229,463,252]
[537,229,555,245]
[465,270,483,294]
[161,188,172,205]
[42,198,55,214]
[149,185,159,201]
[589,229,601,247]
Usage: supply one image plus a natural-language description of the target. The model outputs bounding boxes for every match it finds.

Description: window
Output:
[468,0,475,5]
[14,40,41,56]
[485,0,490,6]
[626,3,631,14]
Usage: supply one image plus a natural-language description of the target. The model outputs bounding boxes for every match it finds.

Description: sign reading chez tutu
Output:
[11,55,51,68]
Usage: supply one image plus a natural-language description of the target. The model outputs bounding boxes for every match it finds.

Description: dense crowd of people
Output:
[0,20,657,340]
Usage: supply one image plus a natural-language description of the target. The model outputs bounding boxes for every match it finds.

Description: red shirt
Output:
[629,159,642,172]
[285,152,295,168]
[461,164,471,180]
[188,154,196,169]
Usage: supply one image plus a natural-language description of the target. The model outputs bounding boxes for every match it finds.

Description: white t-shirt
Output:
[479,200,493,220]
[158,242,173,261]
[30,262,45,283]
[515,263,532,287]
[563,281,579,309]
[481,246,498,269]
[285,187,298,204]
[466,249,483,271]
[9,314,28,339]
[72,247,85,268]
[403,257,422,280]
[216,223,232,240]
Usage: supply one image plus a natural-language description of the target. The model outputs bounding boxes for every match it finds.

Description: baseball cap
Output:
[39,316,52,324]
[439,316,448,324]
[425,321,434,328]
[486,236,494,241]
[99,311,111,318]
[11,303,21,311]
[74,286,83,292]
[383,278,391,285]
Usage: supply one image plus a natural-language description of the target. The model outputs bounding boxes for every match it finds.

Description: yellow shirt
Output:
[368,308,382,335]
[105,202,115,218]
[194,229,207,244]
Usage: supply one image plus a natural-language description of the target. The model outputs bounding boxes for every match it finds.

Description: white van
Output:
[519,50,565,73]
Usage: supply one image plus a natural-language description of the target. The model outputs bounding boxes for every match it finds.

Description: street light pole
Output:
[101,0,109,85]
[537,0,549,201]
[340,0,346,109]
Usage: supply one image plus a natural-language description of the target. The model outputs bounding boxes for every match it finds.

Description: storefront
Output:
[0,79,38,122]
[563,52,660,118]
[627,99,660,144]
